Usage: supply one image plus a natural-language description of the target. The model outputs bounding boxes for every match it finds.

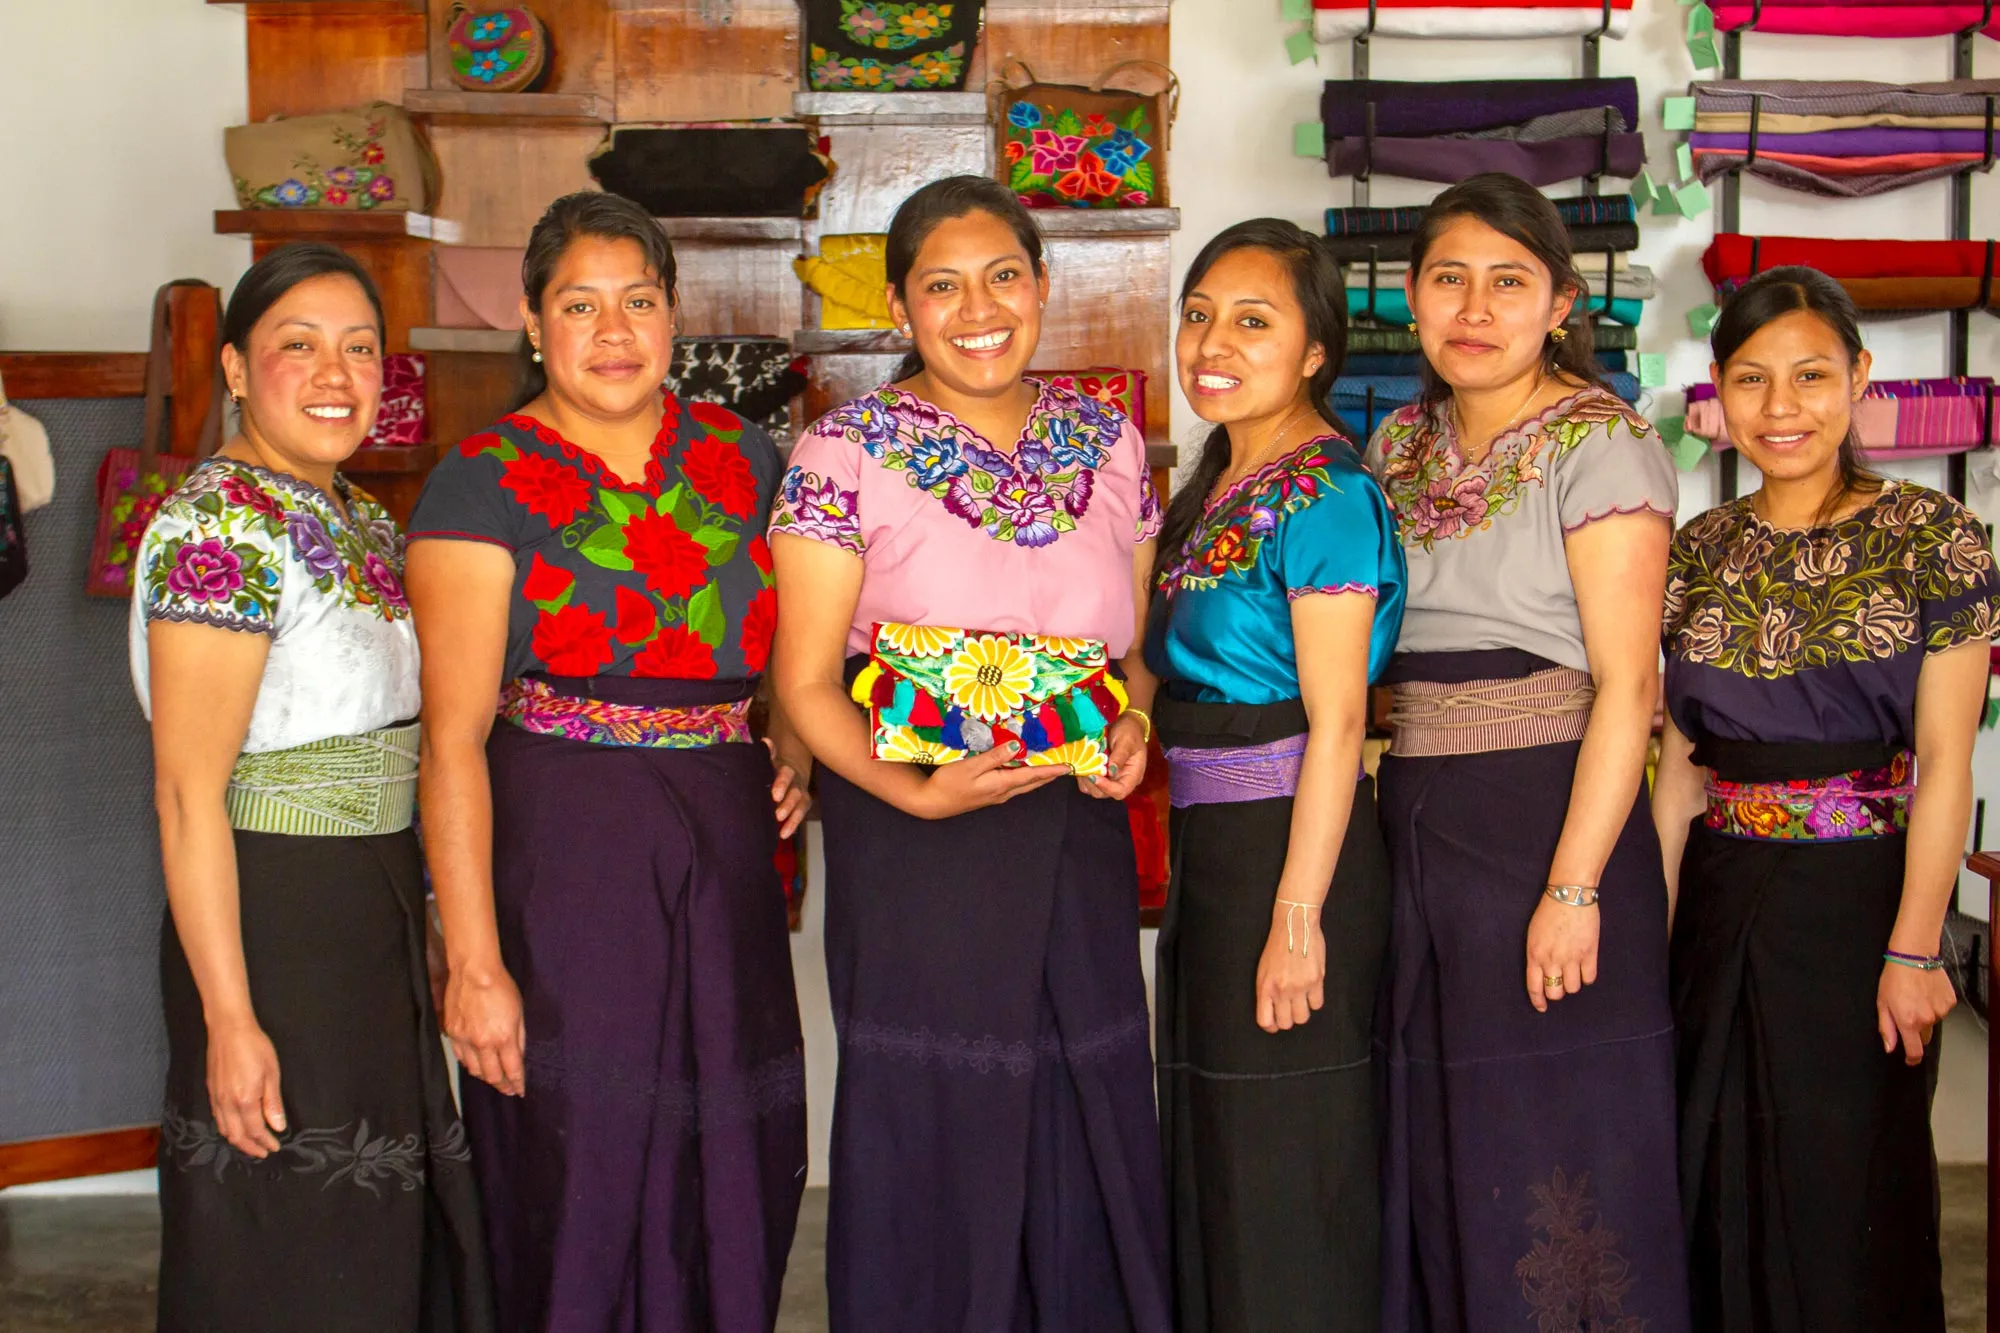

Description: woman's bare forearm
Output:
[1549,672,1656,890]
[1277,714,1364,909]
[778,675,929,811]
[157,785,257,1029]
[419,732,505,978]
[1895,762,1971,956]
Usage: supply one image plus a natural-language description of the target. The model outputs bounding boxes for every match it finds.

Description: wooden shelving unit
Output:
[215,209,418,238]
[403,88,610,122]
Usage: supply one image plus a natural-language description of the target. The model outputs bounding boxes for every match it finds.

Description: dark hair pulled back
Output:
[1152,219,1349,582]
[222,241,385,354]
[1406,172,1608,408]
[884,175,1046,382]
[512,191,679,410]
[1709,264,1881,521]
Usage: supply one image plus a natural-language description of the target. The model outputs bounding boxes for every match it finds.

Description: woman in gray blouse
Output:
[1364,173,1691,1333]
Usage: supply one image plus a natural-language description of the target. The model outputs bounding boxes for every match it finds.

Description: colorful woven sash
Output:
[226,722,419,837]
[1704,751,1915,841]
[498,676,752,749]
[850,624,1128,778]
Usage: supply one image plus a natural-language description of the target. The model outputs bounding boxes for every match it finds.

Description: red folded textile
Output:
[1704,234,1998,282]
[1710,4,2000,37]
[1692,148,1986,174]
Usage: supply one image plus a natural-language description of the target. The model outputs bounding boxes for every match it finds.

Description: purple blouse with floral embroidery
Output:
[769,377,1161,655]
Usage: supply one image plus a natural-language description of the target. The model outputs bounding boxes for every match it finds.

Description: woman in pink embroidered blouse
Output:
[769,176,1170,1333]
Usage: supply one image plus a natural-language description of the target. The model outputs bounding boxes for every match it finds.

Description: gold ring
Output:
[1543,974,1564,988]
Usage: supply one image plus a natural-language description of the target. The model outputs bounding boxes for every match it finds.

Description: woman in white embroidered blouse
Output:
[130,244,492,1333]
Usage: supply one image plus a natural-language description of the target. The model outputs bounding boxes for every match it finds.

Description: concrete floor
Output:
[0,1175,1986,1331]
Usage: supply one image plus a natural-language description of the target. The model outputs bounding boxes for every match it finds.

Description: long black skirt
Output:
[1377,649,1689,1333]
[1154,696,1391,1333]
[157,827,495,1333]
[1672,739,1944,1333]
[817,760,1172,1333]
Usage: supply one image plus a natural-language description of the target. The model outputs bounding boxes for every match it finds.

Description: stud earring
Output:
[228,391,242,405]
[1549,327,1569,343]
[1405,321,1418,333]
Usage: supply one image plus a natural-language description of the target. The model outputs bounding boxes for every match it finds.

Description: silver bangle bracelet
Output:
[1544,883,1600,907]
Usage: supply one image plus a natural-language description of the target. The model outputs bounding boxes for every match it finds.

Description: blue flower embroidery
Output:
[273,179,312,207]
[471,14,513,42]
[471,51,508,82]
[1095,128,1152,178]
[1008,102,1044,130]
[1044,412,1109,469]
[906,435,967,489]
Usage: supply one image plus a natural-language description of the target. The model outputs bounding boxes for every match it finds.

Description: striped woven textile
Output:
[225,722,419,837]
[1326,192,1635,238]
[1685,377,1997,457]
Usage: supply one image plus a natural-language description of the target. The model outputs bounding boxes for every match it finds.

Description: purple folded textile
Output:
[1690,127,1997,154]
[1328,132,1646,186]
[1166,734,1309,808]
[1321,78,1641,138]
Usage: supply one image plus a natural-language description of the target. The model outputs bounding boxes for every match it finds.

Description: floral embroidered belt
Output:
[227,722,419,837]
[1387,667,1595,757]
[850,623,1128,778]
[499,676,753,750]
[1704,751,1915,841]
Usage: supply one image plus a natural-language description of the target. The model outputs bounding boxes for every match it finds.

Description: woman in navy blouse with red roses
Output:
[406,192,809,1333]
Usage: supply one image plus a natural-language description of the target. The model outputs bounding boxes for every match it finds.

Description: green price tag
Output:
[1688,303,1720,336]
[1282,0,1311,17]
[1655,414,1685,443]
[1284,29,1316,64]
[1688,33,1720,69]
[1653,184,1684,217]
[1675,178,1712,217]
[1686,2,1715,37]
[1676,141,1695,181]
[1662,97,1696,131]
[1630,173,1657,209]
[1670,433,1711,472]
[1293,121,1326,158]
[1638,352,1667,388]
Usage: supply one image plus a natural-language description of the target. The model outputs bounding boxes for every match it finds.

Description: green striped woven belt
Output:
[225,722,420,837]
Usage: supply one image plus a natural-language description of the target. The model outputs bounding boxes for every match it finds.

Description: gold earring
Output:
[1405,322,1418,333]
[1549,327,1569,343]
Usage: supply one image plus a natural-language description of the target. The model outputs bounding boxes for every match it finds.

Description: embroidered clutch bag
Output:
[224,102,439,212]
[850,625,1129,777]
[805,0,984,93]
[992,60,1178,210]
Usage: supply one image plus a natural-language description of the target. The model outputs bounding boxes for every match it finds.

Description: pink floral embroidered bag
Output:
[992,60,1178,209]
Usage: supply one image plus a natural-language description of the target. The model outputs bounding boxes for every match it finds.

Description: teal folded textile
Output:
[1343,288,1644,326]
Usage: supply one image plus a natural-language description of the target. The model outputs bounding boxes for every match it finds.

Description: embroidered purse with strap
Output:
[805,0,985,92]
[224,102,440,212]
[84,282,224,599]
[851,624,1129,778]
[589,126,834,216]
[795,234,892,329]
[444,6,552,94]
[992,60,1179,209]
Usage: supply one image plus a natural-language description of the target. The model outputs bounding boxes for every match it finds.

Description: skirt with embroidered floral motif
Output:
[157,825,496,1333]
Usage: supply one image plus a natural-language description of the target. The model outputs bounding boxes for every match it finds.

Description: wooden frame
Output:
[0,353,147,400]
[0,1128,158,1190]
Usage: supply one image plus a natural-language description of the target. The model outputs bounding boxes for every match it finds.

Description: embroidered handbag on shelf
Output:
[445,5,551,94]
[795,234,892,329]
[992,60,1178,209]
[589,126,834,217]
[225,101,440,212]
[1038,368,1146,429]
[0,456,25,602]
[85,282,224,599]
[360,354,427,449]
[851,625,1130,778]
[667,338,807,443]
[805,0,984,92]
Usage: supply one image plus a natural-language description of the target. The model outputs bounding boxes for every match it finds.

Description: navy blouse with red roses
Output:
[408,390,780,681]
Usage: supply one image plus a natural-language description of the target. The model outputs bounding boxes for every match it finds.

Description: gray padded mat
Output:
[0,398,167,1142]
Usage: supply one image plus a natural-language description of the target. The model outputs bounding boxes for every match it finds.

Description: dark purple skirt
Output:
[463,675,807,1333]
[817,760,1171,1333]
[1377,650,1690,1333]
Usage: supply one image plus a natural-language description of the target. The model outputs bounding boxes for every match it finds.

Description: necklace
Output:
[1453,369,1545,463]
[1211,402,1318,501]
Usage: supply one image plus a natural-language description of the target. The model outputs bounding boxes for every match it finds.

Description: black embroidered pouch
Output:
[588,127,833,217]
[804,0,984,93]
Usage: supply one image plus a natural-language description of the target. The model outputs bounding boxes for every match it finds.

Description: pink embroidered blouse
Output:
[769,378,1162,656]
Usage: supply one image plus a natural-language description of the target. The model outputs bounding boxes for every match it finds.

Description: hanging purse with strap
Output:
[804,0,984,92]
[83,282,224,599]
[992,60,1179,209]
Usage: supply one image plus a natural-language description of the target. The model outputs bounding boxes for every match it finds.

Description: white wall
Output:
[2,1,1992,1199]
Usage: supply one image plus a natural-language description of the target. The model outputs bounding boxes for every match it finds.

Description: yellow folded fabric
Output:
[795,234,892,330]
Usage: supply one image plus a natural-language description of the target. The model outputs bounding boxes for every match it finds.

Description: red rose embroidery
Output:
[681,434,759,519]
[685,401,742,435]
[740,586,778,674]
[458,431,504,458]
[622,510,709,600]
[521,551,573,605]
[613,584,657,644]
[747,534,773,577]
[500,453,594,527]
[531,603,615,676]
[631,624,718,679]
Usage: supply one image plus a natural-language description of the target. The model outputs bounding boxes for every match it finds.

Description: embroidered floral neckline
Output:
[1734,480,1902,539]
[501,387,685,493]
[1434,384,1597,470]
[1160,435,1346,596]
[890,376,1059,467]
[1201,434,1343,526]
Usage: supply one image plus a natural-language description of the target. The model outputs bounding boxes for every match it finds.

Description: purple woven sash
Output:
[1166,734,1309,808]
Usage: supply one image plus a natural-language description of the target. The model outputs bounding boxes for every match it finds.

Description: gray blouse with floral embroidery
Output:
[128,458,418,753]
[1365,385,1678,672]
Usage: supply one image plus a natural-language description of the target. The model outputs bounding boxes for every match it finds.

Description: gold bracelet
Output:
[1121,707,1152,743]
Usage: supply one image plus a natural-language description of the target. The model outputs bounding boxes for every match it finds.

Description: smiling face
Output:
[523,234,675,420]
[1407,214,1575,394]
[221,271,383,469]
[1177,245,1325,431]
[1713,307,1870,487]
[888,209,1048,399]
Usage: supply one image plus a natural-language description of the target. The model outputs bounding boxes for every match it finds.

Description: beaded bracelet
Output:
[1883,949,1946,971]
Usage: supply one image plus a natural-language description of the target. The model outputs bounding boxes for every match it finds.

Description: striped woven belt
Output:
[1166,734,1308,807]
[1387,667,1595,756]
[226,722,419,837]
[1704,751,1914,841]
[498,676,753,749]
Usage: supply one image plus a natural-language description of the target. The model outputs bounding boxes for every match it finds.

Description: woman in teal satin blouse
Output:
[1143,218,1405,1333]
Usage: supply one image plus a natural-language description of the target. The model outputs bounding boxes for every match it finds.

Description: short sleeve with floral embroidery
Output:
[1663,481,2000,748]
[408,390,781,681]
